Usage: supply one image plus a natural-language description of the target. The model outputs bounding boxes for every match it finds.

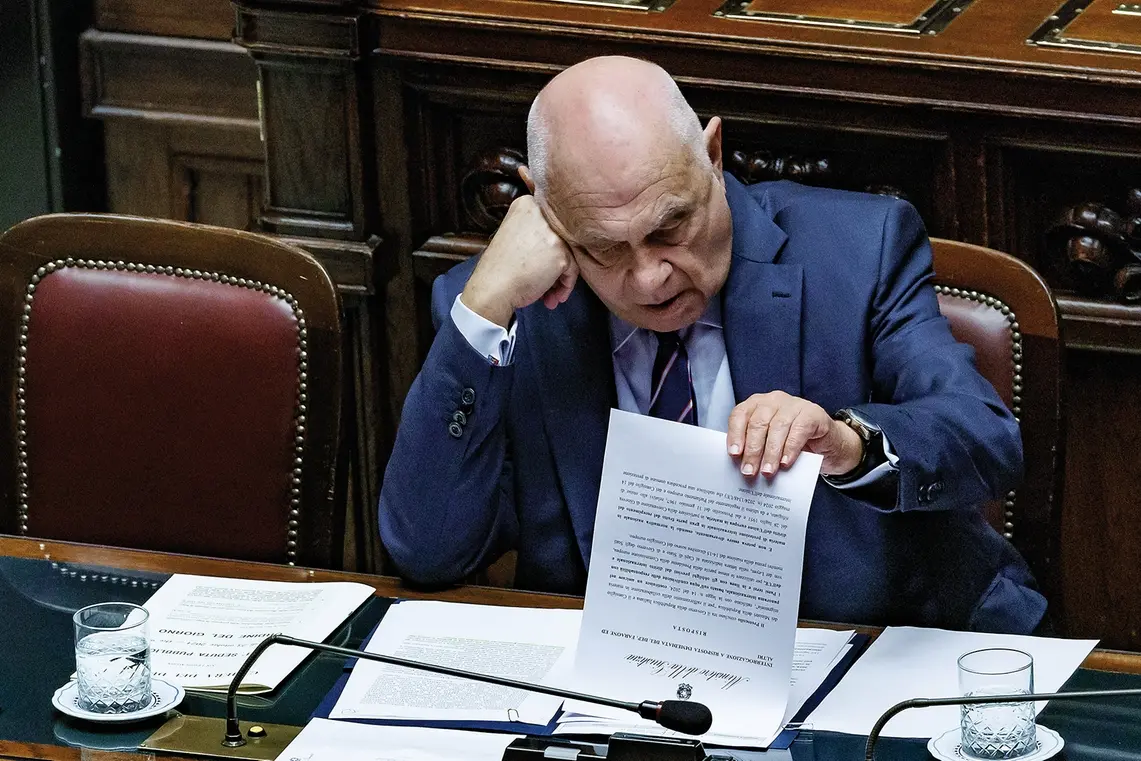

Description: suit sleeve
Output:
[849,200,1024,513]
[377,262,518,585]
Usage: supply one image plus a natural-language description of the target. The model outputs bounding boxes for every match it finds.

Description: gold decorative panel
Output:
[528,0,678,11]
[1030,0,1141,55]
[713,0,976,34]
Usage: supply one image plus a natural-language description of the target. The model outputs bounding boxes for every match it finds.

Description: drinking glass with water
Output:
[957,648,1036,759]
[73,602,152,713]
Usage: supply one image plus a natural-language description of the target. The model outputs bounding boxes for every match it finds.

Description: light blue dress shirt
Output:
[608,299,736,432]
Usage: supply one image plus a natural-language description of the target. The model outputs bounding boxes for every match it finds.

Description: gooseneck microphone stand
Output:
[865,687,1141,761]
[222,634,713,749]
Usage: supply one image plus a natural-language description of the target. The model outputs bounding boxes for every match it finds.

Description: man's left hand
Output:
[727,392,864,478]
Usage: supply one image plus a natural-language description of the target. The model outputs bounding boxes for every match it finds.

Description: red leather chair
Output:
[0,214,343,567]
[930,238,1065,617]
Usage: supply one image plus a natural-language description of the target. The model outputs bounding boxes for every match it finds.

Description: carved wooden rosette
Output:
[460,148,529,234]
[726,149,833,186]
[1048,191,1141,302]
[459,146,908,233]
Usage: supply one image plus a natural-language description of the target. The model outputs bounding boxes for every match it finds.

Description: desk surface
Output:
[1,535,1139,761]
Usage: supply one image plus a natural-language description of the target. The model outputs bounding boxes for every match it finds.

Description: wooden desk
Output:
[1,535,1139,761]
[0,536,579,761]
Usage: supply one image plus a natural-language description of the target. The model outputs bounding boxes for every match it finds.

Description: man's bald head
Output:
[525,57,708,204]
[520,57,732,333]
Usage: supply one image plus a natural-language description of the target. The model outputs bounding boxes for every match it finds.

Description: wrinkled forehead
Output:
[546,147,706,242]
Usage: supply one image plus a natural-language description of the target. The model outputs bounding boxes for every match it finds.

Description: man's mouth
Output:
[646,293,682,311]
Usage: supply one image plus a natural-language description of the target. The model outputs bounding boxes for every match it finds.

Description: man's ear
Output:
[519,165,537,195]
[704,117,723,172]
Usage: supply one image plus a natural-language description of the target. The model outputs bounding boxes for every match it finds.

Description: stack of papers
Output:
[554,627,857,748]
[280,718,522,761]
[805,627,1098,738]
[143,574,374,693]
[330,601,581,727]
[328,600,860,748]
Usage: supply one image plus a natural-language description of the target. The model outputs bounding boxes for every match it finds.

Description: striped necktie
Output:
[649,330,697,426]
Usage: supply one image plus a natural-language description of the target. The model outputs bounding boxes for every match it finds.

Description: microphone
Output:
[865,687,1141,761]
[222,634,713,747]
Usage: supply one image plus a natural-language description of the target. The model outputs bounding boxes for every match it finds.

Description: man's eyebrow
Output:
[576,231,618,250]
[649,202,693,231]
[572,202,693,249]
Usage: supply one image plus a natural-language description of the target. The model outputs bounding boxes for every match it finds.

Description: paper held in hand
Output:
[566,409,822,747]
[141,574,373,693]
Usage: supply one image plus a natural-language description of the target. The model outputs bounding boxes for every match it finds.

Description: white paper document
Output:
[330,601,582,725]
[275,718,521,761]
[569,410,822,746]
[556,628,854,746]
[806,626,1099,738]
[144,574,374,693]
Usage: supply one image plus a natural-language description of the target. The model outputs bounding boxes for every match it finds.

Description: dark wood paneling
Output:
[80,30,258,127]
[171,154,265,230]
[96,0,234,40]
[102,121,263,224]
[261,62,356,226]
[1062,351,1141,644]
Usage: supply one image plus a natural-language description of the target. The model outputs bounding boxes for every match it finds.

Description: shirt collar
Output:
[608,296,723,355]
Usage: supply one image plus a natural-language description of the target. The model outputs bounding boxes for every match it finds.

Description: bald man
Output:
[380,57,1046,633]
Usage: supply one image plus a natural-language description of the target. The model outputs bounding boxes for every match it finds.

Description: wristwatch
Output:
[824,408,887,486]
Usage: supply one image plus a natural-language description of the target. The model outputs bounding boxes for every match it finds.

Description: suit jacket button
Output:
[452,410,468,425]
[448,422,464,439]
[460,388,476,406]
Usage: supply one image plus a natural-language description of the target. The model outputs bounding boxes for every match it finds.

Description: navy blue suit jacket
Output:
[380,175,1047,634]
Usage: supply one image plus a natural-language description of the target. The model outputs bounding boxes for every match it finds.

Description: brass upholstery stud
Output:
[937,282,1022,540]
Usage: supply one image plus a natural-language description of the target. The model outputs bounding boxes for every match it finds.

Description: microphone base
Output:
[139,715,302,761]
[503,733,706,761]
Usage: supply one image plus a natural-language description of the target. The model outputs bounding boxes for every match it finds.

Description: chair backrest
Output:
[0,214,343,567]
[929,238,1065,608]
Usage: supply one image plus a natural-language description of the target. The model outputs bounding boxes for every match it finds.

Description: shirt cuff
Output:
[450,294,517,366]
[831,433,899,490]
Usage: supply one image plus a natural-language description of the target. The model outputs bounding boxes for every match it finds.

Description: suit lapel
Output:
[523,284,614,566]
[722,176,804,400]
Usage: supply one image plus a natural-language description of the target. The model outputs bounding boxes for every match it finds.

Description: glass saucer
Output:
[928,724,1063,761]
[52,678,185,723]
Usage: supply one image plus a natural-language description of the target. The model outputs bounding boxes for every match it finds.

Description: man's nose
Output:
[630,249,672,295]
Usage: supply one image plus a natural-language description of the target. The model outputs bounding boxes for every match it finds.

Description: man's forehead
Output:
[559,194,694,243]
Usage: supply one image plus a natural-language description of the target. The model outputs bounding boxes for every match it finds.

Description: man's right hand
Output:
[461,195,579,328]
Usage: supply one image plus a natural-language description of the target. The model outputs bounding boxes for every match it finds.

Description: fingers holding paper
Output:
[727,392,863,478]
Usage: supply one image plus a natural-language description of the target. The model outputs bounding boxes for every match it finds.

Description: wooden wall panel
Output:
[1062,351,1141,643]
[96,0,235,40]
[103,121,264,226]
[81,31,257,126]
[261,63,355,220]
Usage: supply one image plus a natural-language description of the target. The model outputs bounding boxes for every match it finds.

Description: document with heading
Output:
[568,410,821,745]
[330,601,581,725]
[556,627,855,746]
[276,718,522,761]
[143,574,373,693]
